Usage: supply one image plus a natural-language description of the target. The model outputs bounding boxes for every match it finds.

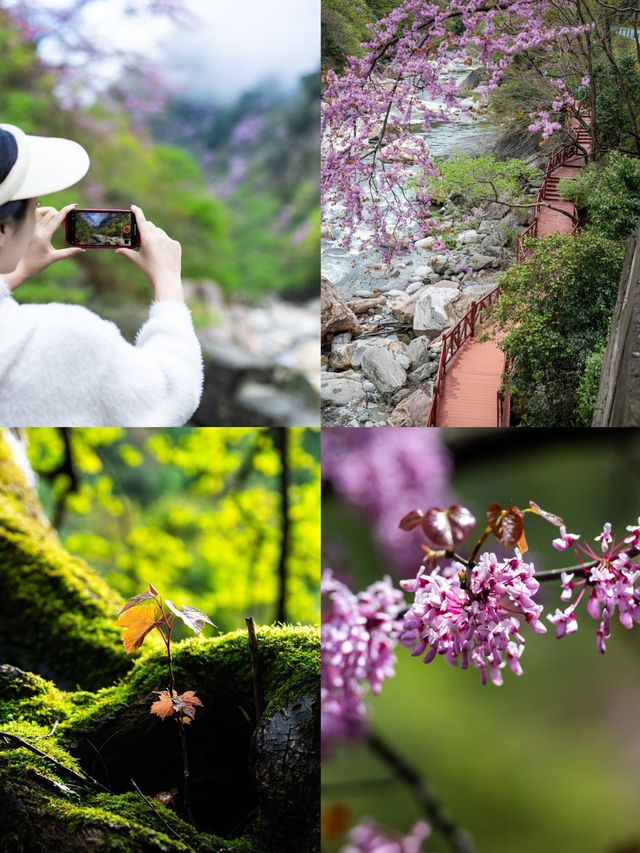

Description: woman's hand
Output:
[116,204,184,302]
[4,203,85,291]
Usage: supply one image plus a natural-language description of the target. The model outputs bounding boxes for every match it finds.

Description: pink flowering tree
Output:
[322,495,640,851]
[321,0,640,257]
[2,0,193,117]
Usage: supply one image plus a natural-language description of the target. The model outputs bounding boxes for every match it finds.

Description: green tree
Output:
[26,428,321,632]
[496,232,625,427]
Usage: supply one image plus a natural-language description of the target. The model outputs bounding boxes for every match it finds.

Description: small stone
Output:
[406,280,425,296]
[413,287,459,336]
[353,289,374,298]
[415,236,436,250]
[320,375,366,406]
[456,229,481,246]
[389,388,432,427]
[407,336,431,368]
[414,265,434,279]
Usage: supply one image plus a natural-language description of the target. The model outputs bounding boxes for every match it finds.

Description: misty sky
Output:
[169,0,320,102]
[47,0,319,104]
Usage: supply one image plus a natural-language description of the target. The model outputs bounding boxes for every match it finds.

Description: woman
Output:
[0,123,203,427]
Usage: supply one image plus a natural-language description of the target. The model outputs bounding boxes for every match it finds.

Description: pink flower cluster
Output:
[548,521,640,653]
[322,569,405,754]
[342,820,431,853]
[399,552,546,686]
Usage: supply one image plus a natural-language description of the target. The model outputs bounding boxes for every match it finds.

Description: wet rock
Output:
[361,348,408,395]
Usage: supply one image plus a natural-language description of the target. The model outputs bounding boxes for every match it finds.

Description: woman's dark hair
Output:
[0,130,30,226]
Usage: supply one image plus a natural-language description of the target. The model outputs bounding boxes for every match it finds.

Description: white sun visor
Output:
[0,124,90,206]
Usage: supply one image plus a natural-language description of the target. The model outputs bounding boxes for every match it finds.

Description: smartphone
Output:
[65,208,140,249]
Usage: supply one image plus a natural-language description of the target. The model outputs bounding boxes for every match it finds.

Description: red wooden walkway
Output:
[426,110,592,428]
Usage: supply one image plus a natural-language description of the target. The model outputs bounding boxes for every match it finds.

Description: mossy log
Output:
[0,431,127,690]
[0,626,320,851]
[0,433,320,851]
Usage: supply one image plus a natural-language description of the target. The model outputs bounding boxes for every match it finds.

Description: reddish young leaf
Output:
[399,509,425,531]
[487,504,524,549]
[118,583,159,617]
[165,601,215,635]
[529,501,566,529]
[150,690,175,720]
[421,505,476,551]
[150,689,204,723]
[175,690,204,721]
[116,604,158,654]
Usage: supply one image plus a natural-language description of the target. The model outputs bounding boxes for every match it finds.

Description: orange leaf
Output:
[116,604,158,654]
[322,804,351,840]
[150,690,175,720]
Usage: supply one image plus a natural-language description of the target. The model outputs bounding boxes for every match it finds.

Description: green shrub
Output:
[421,154,541,211]
[496,232,625,427]
[576,340,606,426]
[559,152,640,241]
[593,54,640,156]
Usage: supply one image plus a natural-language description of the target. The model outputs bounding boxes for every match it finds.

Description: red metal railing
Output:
[425,109,591,428]
[425,286,501,426]
[516,110,590,260]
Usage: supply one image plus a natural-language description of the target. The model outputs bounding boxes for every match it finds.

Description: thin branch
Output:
[175,721,195,828]
[130,777,189,846]
[535,560,599,582]
[0,731,109,792]
[367,731,476,853]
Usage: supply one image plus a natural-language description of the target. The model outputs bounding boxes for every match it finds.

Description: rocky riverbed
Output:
[321,59,533,427]
[321,212,522,426]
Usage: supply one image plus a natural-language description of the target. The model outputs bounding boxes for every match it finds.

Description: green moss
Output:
[0,626,317,852]
[0,665,69,726]
[0,433,129,691]
[62,625,320,739]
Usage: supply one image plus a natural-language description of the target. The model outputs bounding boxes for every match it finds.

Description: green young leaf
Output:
[166,600,216,635]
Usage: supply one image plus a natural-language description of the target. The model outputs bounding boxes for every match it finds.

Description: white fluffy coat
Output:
[0,282,203,426]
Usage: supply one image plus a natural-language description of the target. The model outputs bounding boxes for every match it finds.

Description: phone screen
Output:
[67,210,139,249]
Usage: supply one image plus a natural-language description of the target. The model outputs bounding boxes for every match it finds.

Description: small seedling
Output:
[116,583,215,824]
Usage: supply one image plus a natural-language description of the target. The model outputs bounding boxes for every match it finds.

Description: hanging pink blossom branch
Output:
[321,0,591,257]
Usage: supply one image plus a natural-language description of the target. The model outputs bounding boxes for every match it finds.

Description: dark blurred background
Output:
[323,429,640,853]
